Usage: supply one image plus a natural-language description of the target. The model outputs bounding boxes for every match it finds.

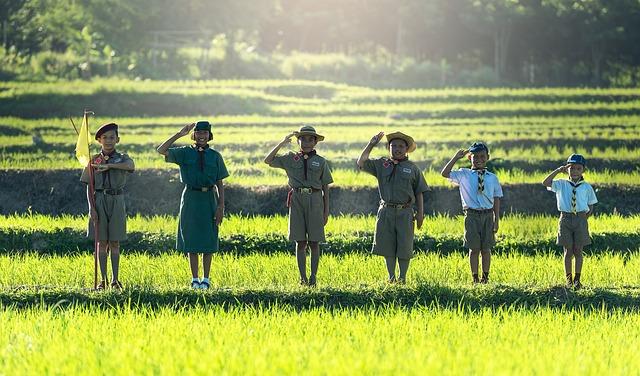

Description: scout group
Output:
[83,121,597,291]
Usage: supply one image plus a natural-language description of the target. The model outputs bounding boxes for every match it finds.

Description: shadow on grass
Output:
[2,230,639,257]
[2,284,640,312]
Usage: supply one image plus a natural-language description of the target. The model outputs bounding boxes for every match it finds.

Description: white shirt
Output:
[448,168,503,210]
[548,179,598,213]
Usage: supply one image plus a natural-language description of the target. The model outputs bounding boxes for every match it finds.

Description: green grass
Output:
[1,214,638,255]
[3,252,640,289]
[2,304,640,375]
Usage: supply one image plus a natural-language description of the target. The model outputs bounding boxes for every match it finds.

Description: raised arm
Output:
[542,165,568,188]
[264,132,296,165]
[357,132,384,169]
[157,123,195,156]
[441,149,467,178]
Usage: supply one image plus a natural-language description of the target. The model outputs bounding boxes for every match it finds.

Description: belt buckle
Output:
[200,187,208,192]
[300,188,312,194]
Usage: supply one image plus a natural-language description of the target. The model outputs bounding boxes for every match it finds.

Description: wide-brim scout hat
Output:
[194,120,212,132]
[294,125,325,142]
[469,142,489,154]
[95,123,118,140]
[386,131,416,153]
[567,153,586,166]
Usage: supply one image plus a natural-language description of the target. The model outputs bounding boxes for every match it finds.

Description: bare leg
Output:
[202,253,212,279]
[308,241,320,286]
[573,246,584,289]
[574,246,584,274]
[188,253,199,279]
[109,241,120,283]
[296,241,308,283]
[480,249,491,282]
[385,257,396,281]
[469,249,480,282]
[563,247,573,286]
[398,258,410,283]
[97,241,109,282]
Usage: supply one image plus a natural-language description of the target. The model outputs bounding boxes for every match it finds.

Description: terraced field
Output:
[1,80,639,374]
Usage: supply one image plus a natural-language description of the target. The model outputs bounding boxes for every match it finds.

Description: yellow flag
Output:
[75,113,91,166]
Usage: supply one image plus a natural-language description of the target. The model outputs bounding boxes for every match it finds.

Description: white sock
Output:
[192,277,200,283]
[201,277,210,284]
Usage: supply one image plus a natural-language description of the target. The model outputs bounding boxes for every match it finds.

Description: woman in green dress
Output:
[157,121,229,289]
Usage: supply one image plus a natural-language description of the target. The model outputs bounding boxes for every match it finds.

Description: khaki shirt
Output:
[80,152,133,189]
[270,151,333,189]
[362,158,428,204]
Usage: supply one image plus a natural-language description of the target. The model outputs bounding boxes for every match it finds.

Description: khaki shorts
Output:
[87,192,127,242]
[463,210,495,250]
[372,206,415,259]
[289,190,326,242]
[557,212,591,249]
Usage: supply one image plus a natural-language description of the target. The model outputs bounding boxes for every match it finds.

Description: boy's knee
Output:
[480,249,491,257]
[469,249,480,256]
[296,241,308,249]
[109,241,120,249]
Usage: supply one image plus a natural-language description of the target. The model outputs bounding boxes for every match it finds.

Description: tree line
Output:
[1,0,639,86]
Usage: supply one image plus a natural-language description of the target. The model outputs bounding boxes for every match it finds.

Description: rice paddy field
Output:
[1,79,640,374]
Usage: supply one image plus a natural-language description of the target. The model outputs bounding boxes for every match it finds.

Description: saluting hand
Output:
[369,132,384,146]
[454,149,469,160]
[557,164,570,173]
[177,123,196,137]
[280,132,296,145]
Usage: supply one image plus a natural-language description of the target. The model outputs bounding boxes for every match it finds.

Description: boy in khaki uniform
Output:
[441,142,502,284]
[357,131,428,283]
[80,123,135,290]
[264,125,333,286]
[543,154,597,289]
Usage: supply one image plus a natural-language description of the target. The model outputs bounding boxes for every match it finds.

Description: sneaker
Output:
[199,280,210,290]
[387,276,397,284]
[111,280,123,290]
[480,277,489,284]
[308,275,317,287]
[299,278,309,286]
[574,280,582,290]
[191,280,201,289]
[96,281,107,291]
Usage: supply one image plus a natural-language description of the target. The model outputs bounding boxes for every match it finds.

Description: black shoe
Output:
[480,277,489,284]
[574,280,582,290]
[111,280,123,290]
[299,278,309,286]
[308,275,317,287]
[387,276,397,284]
[96,281,106,291]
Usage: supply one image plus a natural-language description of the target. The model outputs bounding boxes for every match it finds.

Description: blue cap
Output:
[194,120,211,131]
[469,142,489,154]
[567,154,586,166]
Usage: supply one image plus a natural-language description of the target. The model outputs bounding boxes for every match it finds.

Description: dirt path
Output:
[1,170,637,216]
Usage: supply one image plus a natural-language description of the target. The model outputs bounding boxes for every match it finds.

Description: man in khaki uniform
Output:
[357,131,428,283]
[80,123,135,290]
[265,125,333,286]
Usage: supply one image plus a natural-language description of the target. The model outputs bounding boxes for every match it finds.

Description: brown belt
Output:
[293,187,321,194]
[187,185,215,192]
[465,208,493,214]
[380,201,411,209]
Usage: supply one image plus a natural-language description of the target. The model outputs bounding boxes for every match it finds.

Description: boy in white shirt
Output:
[441,142,503,284]
[542,154,597,289]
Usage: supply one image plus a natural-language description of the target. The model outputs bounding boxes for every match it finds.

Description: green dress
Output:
[166,146,229,253]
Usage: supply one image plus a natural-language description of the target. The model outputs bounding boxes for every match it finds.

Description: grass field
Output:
[2,79,640,374]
